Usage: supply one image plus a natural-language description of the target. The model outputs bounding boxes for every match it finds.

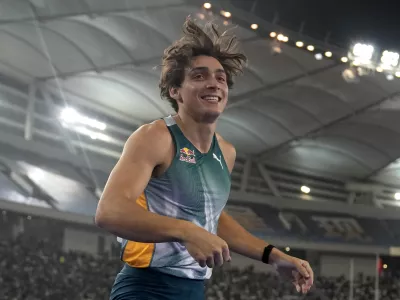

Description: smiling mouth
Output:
[200,95,221,103]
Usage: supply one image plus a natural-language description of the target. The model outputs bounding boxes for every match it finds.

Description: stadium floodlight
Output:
[325,51,332,57]
[315,53,323,60]
[220,10,231,18]
[73,126,111,142]
[301,185,310,194]
[251,24,258,30]
[395,193,400,200]
[341,57,349,63]
[60,107,106,131]
[296,41,304,48]
[351,43,374,64]
[386,74,394,81]
[396,71,400,78]
[29,168,45,181]
[307,45,314,51]
[381,50,399,69]
[203,2,211,9]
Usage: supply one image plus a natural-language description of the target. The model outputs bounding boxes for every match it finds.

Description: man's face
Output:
[177,55,228,122]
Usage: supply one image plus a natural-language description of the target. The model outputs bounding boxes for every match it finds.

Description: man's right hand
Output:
[183,226,231,268]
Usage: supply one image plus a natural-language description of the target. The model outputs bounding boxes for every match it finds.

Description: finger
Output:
[296,261,310,279]
[206,256,214,268]
[292,271,301,293]
[197,257,207,268]
[303,262,314,286]
[301,283,308,294]
[221,246,231,262]
[292,281,301,293]
[213,251,223,267]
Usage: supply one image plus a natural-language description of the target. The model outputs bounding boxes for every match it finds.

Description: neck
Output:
[174,112,216,153]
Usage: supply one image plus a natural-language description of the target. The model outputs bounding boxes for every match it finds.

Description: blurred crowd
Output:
[1,233,400,300]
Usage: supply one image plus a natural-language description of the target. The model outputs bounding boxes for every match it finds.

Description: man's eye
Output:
[218,77,226,82]
[194,74,204,79]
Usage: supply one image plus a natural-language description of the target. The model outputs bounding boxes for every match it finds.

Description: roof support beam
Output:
[257,89,400,162]
[0,3,184,25]
[24,83,36,141]
[240,157,252,192]
[257,164,281,197]
[40,85,77,155]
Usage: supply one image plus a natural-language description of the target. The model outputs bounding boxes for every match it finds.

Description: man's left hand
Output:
[270,252,314,294]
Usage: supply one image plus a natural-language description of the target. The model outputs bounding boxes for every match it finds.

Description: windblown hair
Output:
[159,18,247,112]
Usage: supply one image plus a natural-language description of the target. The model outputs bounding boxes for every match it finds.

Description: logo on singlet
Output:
[179,147,196,164]
[213,153,223,169]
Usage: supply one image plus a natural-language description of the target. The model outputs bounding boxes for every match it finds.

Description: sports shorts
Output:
[110,264,205,300]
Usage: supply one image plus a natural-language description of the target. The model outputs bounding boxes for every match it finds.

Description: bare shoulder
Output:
[216,133,236,173]
[124,119,173,166]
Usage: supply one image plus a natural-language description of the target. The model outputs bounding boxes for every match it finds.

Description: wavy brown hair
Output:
[159,18,247,112]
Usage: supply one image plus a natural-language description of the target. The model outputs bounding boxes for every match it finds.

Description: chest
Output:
[168,152,231,210]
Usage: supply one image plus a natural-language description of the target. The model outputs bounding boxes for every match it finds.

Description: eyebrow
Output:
[188,67,226,74]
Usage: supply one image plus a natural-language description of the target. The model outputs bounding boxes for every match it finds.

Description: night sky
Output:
[230,0,400,51]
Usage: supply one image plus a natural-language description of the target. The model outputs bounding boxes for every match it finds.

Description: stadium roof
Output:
[1,0,400,197]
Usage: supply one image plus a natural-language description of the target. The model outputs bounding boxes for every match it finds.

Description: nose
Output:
[206,76,220,90]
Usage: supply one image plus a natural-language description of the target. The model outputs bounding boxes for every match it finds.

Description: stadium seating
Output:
[1,212,399,300]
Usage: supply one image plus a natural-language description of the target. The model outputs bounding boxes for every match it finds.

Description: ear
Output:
[169,87,182,102]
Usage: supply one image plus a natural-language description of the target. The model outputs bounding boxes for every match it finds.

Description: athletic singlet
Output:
[119,116,231,280]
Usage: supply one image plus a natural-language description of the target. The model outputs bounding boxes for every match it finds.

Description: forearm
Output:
[217,211,284,263]
[95,200,194,243]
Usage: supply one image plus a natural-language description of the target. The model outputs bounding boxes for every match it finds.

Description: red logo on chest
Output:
[179,147,196,164]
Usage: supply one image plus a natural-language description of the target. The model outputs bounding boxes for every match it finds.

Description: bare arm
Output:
[216,136,285,263]
[216,135,314,292]
[217,211,286,263]
[95,121,195,243]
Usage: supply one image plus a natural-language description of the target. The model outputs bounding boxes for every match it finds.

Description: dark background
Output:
[230,0,400,50]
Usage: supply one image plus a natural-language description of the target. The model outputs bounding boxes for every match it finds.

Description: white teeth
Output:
[202,96,219,101]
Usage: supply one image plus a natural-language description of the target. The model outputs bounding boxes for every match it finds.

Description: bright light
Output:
[341,57,349,63]
[296,41,304,48]
[307,45,314,51]
[203,2,211,9]
[395,193,400,200]
[342,68,358,83]
[251,24,258,30]
[223,20,229,26]
[396,71,400,78]
[74,126,111,142]
[387,74,394,81]
[276,34,288,42]
[315,53,323,60]
[220,10,231,18]
[383,264,388,269]
[381,50,399,68]
[325,51,332,57]
[60,107,106,131]
[353,60,360,66]
[29,168,45,181]
[301,186,310,194]
[285,247,290,252]
[60,107,79,123]
[270,32,277,38]
[376,66,383,73]
[352,43,374,62]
